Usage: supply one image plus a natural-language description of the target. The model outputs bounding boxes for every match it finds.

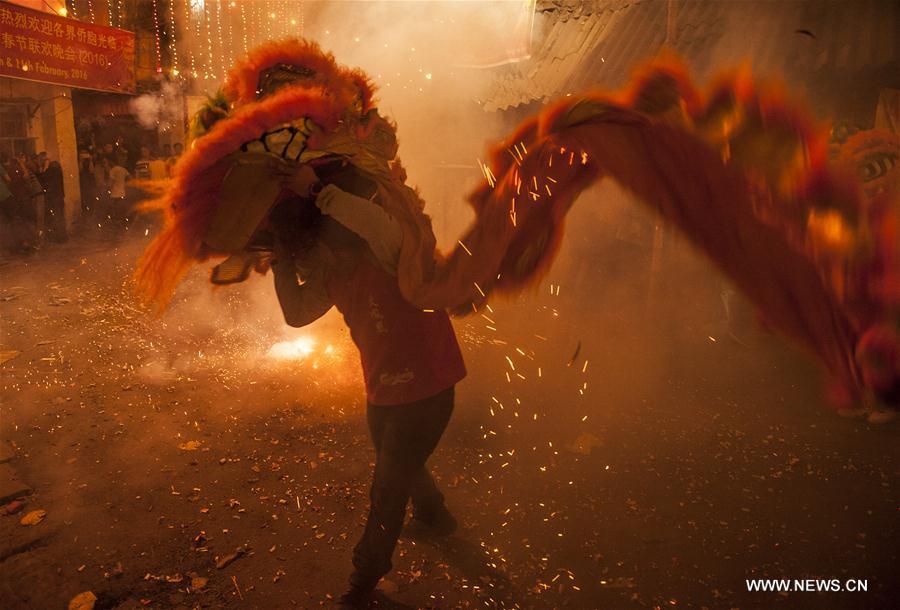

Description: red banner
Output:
[0,1,135,93]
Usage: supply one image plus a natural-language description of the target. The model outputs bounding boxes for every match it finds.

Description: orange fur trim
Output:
[221,38,376,113]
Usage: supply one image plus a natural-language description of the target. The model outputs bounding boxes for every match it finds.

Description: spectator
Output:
[102,143,116,165]
[107,158,130,230]
[0,155,11,200]
[0,155,13,253]
[36,151,67,243]
[21,153,45,246]
[93,154,109,224]
[134,146,152,180]
[78,150,97,218]
[166,142,184,178]
[45,154,67,242]
[148,149,168,181]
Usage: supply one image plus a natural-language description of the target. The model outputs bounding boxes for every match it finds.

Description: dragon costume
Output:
[136,39,899,413]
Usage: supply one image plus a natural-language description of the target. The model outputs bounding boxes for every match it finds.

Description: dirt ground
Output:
[0,225,896,610]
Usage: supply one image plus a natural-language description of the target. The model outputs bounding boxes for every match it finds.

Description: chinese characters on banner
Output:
[0,0,135,93]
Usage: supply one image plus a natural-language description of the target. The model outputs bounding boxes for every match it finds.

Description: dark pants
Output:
[351,386,454,584]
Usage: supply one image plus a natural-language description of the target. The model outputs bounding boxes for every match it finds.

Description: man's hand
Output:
[274,162,320,197]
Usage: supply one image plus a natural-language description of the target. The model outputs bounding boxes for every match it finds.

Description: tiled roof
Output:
[482,0,900,112]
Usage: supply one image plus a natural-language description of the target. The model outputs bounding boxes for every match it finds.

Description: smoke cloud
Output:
[129,79,184,131]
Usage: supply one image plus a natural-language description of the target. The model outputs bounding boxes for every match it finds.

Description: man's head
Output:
[173,142,183,156]
[140,146,150,160]
[162,143,172,157]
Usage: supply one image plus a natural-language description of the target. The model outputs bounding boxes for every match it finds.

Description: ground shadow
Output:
[402,524,521,608]
[370,591,418,609]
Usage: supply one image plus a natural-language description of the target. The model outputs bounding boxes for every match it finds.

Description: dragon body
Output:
[136,39,899,412]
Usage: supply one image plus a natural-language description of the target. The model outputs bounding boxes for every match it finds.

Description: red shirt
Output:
[326,258,466,406]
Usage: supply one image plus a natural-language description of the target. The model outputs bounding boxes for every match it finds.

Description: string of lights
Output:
[167,0,179,75]
[194,0,205,79]
[183,0,196,77]
[224,2,236,72]
[151,0,163,73]
[215,0,225,79]
[239,2,248,55]
[204,0,213,80]
[78,1,358,88]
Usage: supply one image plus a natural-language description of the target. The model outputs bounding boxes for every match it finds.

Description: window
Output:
[0,103,36,160]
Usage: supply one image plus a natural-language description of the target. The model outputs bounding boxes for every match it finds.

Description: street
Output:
[0,228,896,609]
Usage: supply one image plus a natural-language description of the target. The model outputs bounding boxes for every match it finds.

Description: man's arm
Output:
[315,184,403,273]
[272,247,333,328]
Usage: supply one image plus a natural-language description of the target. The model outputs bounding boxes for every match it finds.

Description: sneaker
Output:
[337,573,378,608]
[413,505,458,536]
[867,409,896,424]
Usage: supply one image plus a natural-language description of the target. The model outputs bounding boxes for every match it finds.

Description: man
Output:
[18,153,44,247]
[78,149,96,218]
[102,143,116,165]
[106,157,130,231]
[0,155,13,252]
[271,164,464,607]
[148,148,168,181]
[165,142,183,178]
[134,146,152,180]
[35,152,66,242]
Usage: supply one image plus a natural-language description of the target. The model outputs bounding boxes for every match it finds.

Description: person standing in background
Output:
[166,142,184,178]
[36,152,67,243]
[90,154,110,232]
[94,154,109,200]
[148,149,168,181]
[0,155,14,253]
[78,150,97,219]
[107,158,130,232]
[5,155,31,252]
[18,153,44,247]
[134,146,152,180]
[0,156,11,205]
[101,143,116,165]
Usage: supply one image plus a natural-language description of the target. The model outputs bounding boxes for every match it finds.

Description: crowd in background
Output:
[0,151,67,254]
[0,142,183,256]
